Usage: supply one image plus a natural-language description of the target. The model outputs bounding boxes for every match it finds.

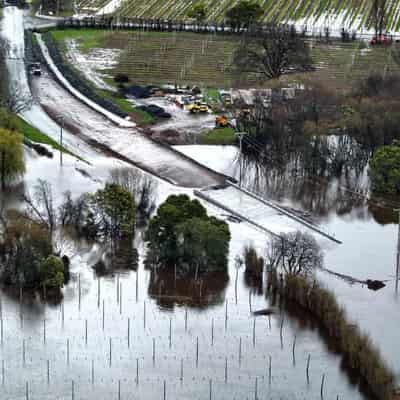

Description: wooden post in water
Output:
[97,279,100,308]
[78,273,81,311]
[136,270,138,302]
[254,377,258,400]
[396,208,400,293]
[25,381,29,400]
[225,300,228,331]
[196,337,199,367]
[22,339,26,366]
[224,357,228,383]
[320,374,325,399]
[47,360,50,384]
[136,358,139,385]
[306,354,311,384]
[102,300,105,331]
[109,337,112,367]
[43,319,46,345]
[85,320,88,346]
[252,318,256,347]
[239,337,242,366]
[280,316,284,348]
[292,334,297,366]
[71,380,74,400]
[127,318,130,348]
[116,274,120,304]
[91,360,94,385]
[268,355,272,385]
[169,317,172,348]
[152,338,155,365]
[67,339,70,365]
[163,380,166,400]
[209,379,212,400]
[118,380,121,400]
[180,359,183,382]
[61,303,64,329]
[184,307,188,332]
[119,283,122,315]
[143,301,146,330]
[211,318,214,346]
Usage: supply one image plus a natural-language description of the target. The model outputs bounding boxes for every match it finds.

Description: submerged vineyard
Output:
[76,0,400,32]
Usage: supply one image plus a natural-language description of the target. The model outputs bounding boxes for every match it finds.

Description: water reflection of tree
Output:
[147,268,229,310]
[240,152,368,219]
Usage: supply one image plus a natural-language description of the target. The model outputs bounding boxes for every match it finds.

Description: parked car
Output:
[29,62,41,76]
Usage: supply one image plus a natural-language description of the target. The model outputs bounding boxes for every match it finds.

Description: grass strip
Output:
[201,127,236,145]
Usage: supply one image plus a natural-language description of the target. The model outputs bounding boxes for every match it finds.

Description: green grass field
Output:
[201,127,237,145]
[51,29,400,91]
[17,117,80,159]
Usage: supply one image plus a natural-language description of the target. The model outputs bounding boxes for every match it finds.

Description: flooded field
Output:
[0,148,371,400]
[176,145,400,385]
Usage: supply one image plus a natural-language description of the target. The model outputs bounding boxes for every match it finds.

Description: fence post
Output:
[320,374,325,399]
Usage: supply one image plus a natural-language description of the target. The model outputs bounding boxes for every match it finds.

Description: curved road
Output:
[1,6,227,187]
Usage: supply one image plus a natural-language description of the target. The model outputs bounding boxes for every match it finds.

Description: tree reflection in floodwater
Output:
[147,268,229,310]
[238,138,400,225]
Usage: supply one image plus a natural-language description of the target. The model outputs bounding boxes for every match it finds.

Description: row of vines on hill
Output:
[76,0,400,32]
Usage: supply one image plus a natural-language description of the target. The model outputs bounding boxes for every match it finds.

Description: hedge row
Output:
[267,269,396,400]
[41,32,128,119]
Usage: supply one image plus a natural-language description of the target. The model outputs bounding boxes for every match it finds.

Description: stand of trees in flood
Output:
[235,71,400,198]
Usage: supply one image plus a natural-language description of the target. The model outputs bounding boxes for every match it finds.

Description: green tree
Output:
[0,128,25,190]
[40,255,64,289]
[226,1,264,31]
[369,144,400,193]
[91,183,136,240]
[146,195,230,274]
[188,4,207,21]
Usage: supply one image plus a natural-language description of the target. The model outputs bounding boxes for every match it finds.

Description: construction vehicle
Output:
[215,115,230,128]
[187,102,210,114]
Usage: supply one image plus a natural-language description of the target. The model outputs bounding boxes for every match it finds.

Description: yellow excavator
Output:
[215,115,230,128]
[187,102,210,114]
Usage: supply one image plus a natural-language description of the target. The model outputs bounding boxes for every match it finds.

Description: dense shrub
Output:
[146,194,230,275]
[369,144,400,194]
[0,216,65,291]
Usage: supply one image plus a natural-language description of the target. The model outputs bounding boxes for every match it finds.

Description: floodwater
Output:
[0,145,369,400]
[0,6,397,400]
[176,145,400,385]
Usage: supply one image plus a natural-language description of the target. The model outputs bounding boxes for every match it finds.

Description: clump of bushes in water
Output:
[369,143,400,194]
[243,244,264,293]
[266,268,395,400]
[0,213,67,297]
[146,194,230,276]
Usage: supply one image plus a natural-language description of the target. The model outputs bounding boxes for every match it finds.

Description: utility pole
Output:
[235,132,248,188]
[59,116,64,166]
[395,208,400,293]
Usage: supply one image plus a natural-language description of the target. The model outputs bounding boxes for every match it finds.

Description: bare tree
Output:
[233,24,313,80]
[267,230,323,276]
[108,168,157,223]
[369,0,387,39]
[22,179,56,240]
